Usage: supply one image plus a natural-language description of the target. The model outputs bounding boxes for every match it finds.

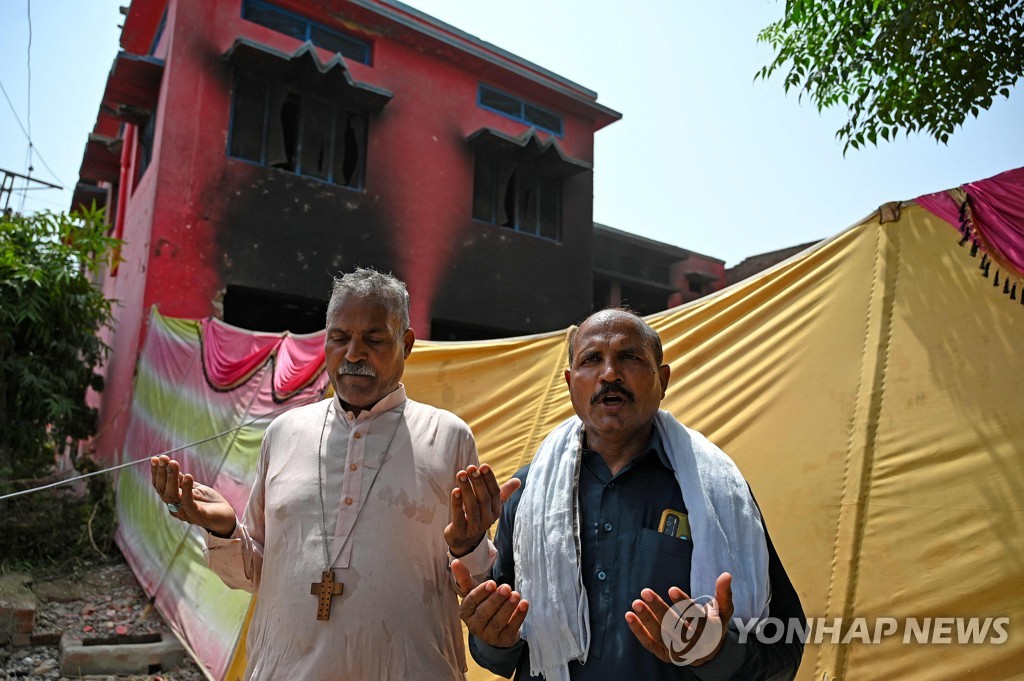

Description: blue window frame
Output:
[477,85,563,136]
[149,8,168,55]
[242,0,372,65]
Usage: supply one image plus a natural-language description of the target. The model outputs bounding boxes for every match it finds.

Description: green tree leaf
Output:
[757,0,1024,151]
[0,208,120,488]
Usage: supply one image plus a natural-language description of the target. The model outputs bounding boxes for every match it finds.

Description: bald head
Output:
[568,309,663,366]
[564,308,670,456]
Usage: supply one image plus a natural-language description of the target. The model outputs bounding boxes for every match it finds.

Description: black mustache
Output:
[591,383,635,405]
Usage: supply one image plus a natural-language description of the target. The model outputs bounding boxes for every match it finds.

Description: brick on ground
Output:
[0,572,37,647]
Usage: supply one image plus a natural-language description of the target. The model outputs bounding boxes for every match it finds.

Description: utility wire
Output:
[0,392,323,502]
[26,0,33,143]
[21,0,66,188]
[0,77,63,185]
[26,142,65,188]
[34,154,61,186]
[11,194,69,210]
[0,78,30,140]
[19,147,31,213]
[1,0,67,204]
[20,0,35,214]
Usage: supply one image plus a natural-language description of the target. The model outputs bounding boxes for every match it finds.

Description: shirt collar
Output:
[333,383,407,422]
[649,428,673,472]
[581,425,673,474]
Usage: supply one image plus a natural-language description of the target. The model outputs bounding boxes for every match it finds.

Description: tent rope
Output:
[0,392,323,502]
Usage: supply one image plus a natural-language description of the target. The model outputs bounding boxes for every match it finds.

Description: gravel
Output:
[1,556,208,681]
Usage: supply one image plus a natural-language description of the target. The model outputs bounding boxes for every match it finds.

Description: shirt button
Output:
[344,497,353,505]
[597,571,607,581]
[603,522,613,532]
[354,432,362,440]
[608,482,615,489]
[346,413,354,421]
[349,464,358,471]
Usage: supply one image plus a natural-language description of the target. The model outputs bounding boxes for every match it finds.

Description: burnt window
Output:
[135,114,156,187]
[242,0,372,65]
[473,154,561,241]
[229,72,367,188]
[224,285,327,334]
[478,85,563,136]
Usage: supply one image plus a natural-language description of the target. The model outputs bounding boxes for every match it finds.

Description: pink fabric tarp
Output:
[117,311,330,680]
[916,166,1024,279]
[200,317,326,398]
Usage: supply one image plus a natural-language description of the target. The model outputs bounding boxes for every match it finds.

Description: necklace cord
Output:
[316,402,406,571]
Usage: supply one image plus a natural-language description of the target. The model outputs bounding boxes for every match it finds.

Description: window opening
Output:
[135,115,156,186]
[473,153,561,241]
[224,285,327,334]
[229,73,366,188]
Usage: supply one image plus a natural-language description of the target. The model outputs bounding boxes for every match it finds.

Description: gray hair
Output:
[567,307,664,366]
[327,267,411,331]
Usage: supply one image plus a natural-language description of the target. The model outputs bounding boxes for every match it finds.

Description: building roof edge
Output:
[352,0,622,124]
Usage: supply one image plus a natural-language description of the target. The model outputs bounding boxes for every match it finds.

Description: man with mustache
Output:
[453,308,804,680]
[151,268,514,680]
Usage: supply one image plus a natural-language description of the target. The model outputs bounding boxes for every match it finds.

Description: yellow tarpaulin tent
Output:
[407,201,1024,681]
[125,197,1023,681]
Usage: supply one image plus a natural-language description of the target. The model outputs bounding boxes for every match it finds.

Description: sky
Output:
[1,0,1021,266]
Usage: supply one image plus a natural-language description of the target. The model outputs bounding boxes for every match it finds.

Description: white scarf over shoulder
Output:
[511,411,770,681]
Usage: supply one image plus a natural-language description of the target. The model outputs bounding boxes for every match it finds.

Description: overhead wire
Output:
[18,0,35,210]
[18,147,31,213]
[0,77,63,186]
[3,0,67,211]
[0,78,31,140]
[26,0,33,144]
[19,0,35,213]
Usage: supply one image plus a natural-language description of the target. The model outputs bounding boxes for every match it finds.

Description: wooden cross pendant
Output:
[310,569,344,621]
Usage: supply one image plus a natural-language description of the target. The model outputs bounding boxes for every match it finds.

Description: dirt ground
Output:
[1,552,208,681]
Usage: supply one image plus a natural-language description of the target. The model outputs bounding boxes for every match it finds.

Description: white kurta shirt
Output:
[206,386,495,680]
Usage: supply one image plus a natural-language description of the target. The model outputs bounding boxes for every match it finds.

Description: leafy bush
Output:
[0,207,120,563]
[0,207,119,486]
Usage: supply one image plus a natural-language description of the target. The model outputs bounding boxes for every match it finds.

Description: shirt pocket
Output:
[635,526,693,559]
[632,527,693,597]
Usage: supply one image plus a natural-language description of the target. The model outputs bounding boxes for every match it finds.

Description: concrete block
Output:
[0,572,37,646]
[60,630,186,676]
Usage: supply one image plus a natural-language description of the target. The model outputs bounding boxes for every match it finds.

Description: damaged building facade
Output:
[74,0,725,457]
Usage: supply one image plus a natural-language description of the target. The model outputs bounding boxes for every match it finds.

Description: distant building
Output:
[593,223,726,315]
[725,241,821,286]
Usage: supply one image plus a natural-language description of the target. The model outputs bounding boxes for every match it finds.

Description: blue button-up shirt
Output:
[470,429,804,680]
